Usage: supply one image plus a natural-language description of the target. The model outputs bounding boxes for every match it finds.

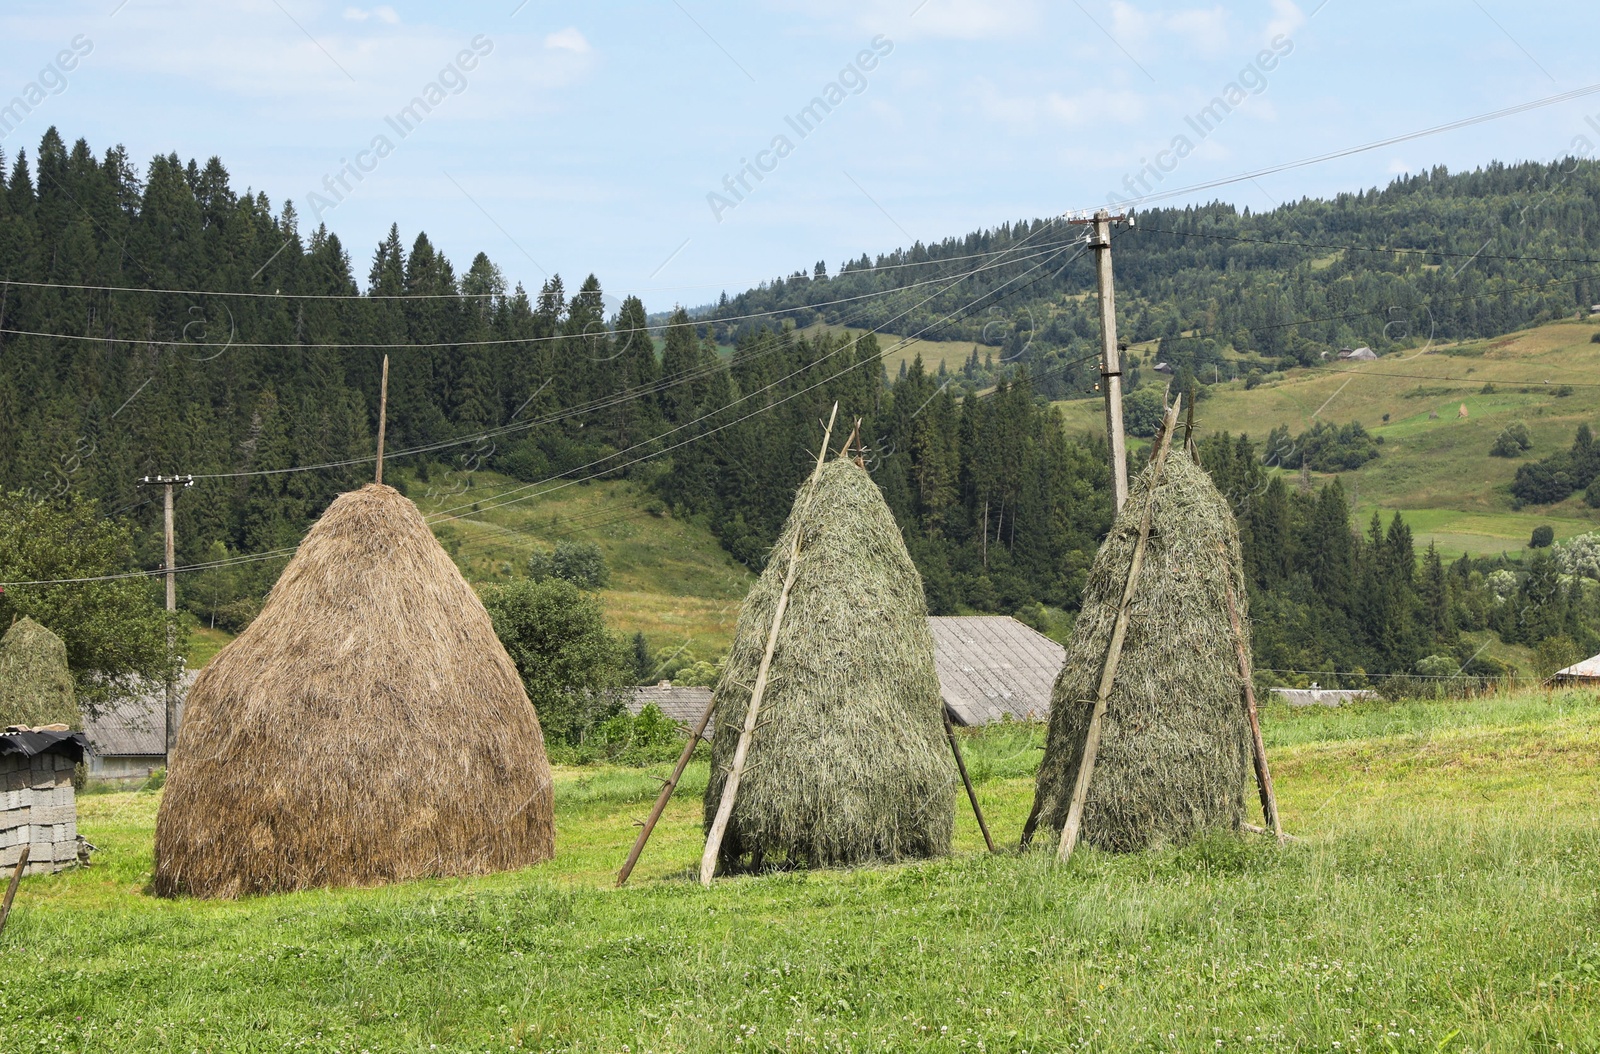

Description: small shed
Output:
[82,673,194,780]
[1339,346,1377,362]
[1552,653,1600,685]
[929,615,1064,725]
[626,682,713,724]
[1,729,88,875]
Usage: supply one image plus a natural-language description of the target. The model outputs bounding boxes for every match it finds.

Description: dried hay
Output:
[153,484,554,898]
[1029,449,1251,852]
[0,617,78,730]
[703,456,956,870]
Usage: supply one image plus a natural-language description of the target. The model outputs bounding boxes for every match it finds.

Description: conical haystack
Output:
[1030,449,1251,852]
[153,484,554,898]
[0,617,78,729]
[703,456,957,870]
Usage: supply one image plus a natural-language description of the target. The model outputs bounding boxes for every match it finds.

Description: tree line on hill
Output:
[1200,433,1596,686]
[711,159,1600,401]
[2,127,1596,727]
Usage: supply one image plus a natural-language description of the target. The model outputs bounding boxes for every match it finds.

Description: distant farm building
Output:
[929,616,1064,725]
[1552,653,1600,685]
[1152,362,1173,374]
[83,673,195,780]
[1338,346,1377,361]
[626,683,713,724]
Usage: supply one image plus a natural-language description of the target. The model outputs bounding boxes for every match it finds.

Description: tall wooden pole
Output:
[140,474,193,755]
[1089,210,1129,513]
[163,480,177,753]
[1056,395,1181,863]
[375,354,390,485]
[700,403,838,886]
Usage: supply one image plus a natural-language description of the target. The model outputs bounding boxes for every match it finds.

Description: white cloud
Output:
[1105,2,1232,59]
[343,5,399,23]
[1166,7,1231,57]
[544,27,591,54]
[1047,87,1148,126]
[1266,0,1306,43]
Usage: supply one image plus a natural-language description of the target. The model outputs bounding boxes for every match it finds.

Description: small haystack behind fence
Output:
[153,483,555,899]
[700,453,957,874]
[1026,429,1257,854]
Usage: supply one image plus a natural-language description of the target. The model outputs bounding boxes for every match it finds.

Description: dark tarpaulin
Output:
[0,730,90,762]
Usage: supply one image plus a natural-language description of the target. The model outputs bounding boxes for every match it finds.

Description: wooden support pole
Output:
[0,846,28,939]
[700,403,839,886]
[1056,395,1183,864]
[616,692,717,887]
[944,709,995,853]
[375,354,390,485]
[1225,582,1284,844]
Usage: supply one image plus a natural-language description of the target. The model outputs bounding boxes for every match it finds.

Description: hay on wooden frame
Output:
[1029,448,1251,853]
[703,456,957,871]
[153,483,554,899]
[0,617,78,730]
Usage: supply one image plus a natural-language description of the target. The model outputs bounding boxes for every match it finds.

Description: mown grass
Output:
[4,690,1599,1051]
[1055,318,1600,557]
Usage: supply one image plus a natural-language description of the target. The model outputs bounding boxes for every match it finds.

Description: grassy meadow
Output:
[1056,318,1600,557]
[410,470,753,660]
[6,689,1599,1051]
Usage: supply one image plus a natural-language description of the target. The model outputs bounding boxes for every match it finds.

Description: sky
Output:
[1,0,1598,313]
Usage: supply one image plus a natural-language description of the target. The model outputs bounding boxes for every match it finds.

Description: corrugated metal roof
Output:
[627,684,713,724]
[83,673,195,758]
[1555,653,1600,680]
[929,616,1063,726]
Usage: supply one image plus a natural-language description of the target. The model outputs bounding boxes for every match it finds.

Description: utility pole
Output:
[375,354,389,485]
[1070,209,1132,513]
[138,474,194,755]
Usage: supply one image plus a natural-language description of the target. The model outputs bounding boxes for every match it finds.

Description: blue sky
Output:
[1,1,1596,311]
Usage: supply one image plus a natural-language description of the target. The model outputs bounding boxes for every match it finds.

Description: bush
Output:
[1591,332,1600,344]
[1490,422,1532,457]
[1511,455,1575,505]
[1586,478,1600,508]
[1530,525,1555,549]
[481,578,632,745]
[528,540,610,589]
[1244,369,1263,390]
[1122,386,1168,438]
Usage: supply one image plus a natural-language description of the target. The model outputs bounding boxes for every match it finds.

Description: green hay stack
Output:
[1029,449,1251,852]
[703,456,957,870]
[0,617,78,730]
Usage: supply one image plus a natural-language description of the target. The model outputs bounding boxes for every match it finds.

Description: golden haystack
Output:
[152,484,554,898]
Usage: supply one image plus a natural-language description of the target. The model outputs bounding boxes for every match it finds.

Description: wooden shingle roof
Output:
[928,616,1063,726]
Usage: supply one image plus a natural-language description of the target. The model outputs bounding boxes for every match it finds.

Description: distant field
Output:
[796,321,1000,379]
[410,470,753,660]
[1058,319,1600,558]
[11,689,1600,1050]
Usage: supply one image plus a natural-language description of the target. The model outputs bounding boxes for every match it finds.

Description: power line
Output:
[1,229,1080,587]
[1083,80,1600,215]
[0,244,1070,352]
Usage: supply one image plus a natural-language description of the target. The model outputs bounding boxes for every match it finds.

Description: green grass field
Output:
[7,689,1598,1051]
[797,322,1000,380]
[1057,319,1600,558]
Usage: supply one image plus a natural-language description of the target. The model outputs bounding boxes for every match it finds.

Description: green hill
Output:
[1055,317,1600,558]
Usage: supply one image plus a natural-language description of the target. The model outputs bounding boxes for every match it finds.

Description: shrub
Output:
[1591,332,1600,343]
[1244,369,1263,390]
[528,540,610,589]
[1587,478,1600,508]
[1122,386,1169,438]
[1530,525,1555,549]
[1490,422,1532,457]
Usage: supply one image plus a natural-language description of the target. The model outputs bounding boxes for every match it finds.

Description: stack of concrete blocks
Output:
[1,751,78,875]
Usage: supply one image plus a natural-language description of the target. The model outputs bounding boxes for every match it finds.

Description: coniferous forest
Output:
[4,127,1600,694]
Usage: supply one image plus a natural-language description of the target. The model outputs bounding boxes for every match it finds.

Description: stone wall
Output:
[1,752,79,875]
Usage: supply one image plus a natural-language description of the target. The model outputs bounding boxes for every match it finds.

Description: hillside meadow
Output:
[3,689,1597,1051]
[1056,319,1600,558]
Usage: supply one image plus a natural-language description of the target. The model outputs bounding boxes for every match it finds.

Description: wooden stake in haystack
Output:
[699,404,839,886]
